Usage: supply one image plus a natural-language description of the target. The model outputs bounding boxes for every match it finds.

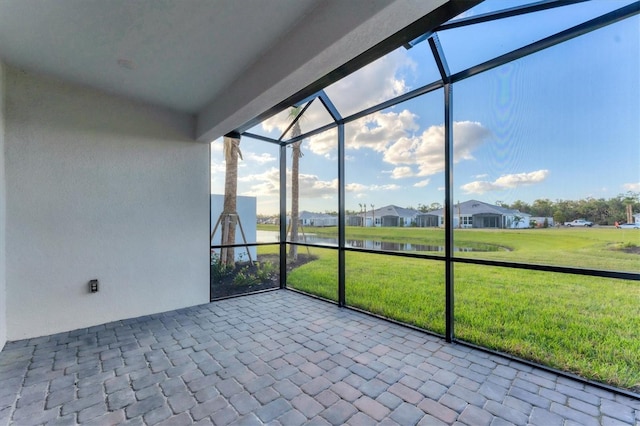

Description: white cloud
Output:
[260,116,491,181]
[254,50,493,186]
[210,161,226,194]
[459,181,498,195]
[212,120,490,200]
[324,49,415,116]
[211,149,276,195]
[260,109,293,135]
[391,166,414,179]
[308,128,337,156]
[297,176,338,199]
[296,178,400,198]
[623,182,640,192]
[259,49,416,153]
[461,169,550,194]
[382,121,492,176]
[345,182,368,195]
[210,162,225,174]
[307,108,423,157]
[239,167,280,197]
[414,179,431,188]
[369,184,401,191]
[343,183,401,198]
[452,121,492,161]
[351,110,420,152]
[235,167,401,200]
[493,170,550,187]
[245,152,276,165]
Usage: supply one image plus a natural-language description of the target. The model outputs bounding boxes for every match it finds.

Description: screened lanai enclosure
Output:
[211,1,640,395]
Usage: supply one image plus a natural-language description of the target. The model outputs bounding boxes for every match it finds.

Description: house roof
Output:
[423,200,531,217]
[300,211,336,220]
[0,0,463,142]
[367,205,419,218]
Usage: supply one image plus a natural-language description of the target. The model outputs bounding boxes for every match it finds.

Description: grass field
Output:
[259,225,639,271]
[254,225,640,391]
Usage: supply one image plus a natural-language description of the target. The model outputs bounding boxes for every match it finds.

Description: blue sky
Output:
[211,1,639,215]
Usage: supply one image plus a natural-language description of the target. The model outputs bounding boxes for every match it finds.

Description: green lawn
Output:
[256,225,640,391]
[260,224,639,271]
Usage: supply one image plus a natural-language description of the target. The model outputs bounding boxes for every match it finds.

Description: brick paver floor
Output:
[0,290,638,425]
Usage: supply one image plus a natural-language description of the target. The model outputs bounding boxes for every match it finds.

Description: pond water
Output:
[256,231,505,252]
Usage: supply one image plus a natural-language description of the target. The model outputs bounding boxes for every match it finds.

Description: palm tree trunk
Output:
[290,138,301,261]
[221,135,241,265]
[287,108,303,262]
[371,204,375,227]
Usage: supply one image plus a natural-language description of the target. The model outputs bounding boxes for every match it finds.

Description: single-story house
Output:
[347,215,364,227]
[354,205,419,227]
[419,200,531,229]
[299,211,338,227]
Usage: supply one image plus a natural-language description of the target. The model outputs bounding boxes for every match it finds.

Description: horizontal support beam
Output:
[436,0,589,31]
[451,2,640,83]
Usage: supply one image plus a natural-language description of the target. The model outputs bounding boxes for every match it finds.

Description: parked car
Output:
[618,222,640,229]
[564,219,593,227]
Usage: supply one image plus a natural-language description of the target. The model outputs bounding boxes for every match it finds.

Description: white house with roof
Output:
[299,211,338,227]
[417,200,531,229]
[352,205,419,227]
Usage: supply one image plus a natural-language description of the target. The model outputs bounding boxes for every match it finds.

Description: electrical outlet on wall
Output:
[89,279,99,293]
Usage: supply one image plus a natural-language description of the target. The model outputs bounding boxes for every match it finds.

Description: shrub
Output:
[211,252,233,281]
[255,261,276,281]
[232,266,259,286]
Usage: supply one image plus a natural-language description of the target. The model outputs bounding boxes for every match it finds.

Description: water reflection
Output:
[257,231,504,252]
[347,239,475,252]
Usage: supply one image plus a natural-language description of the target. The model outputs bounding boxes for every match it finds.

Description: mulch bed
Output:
[210,253,316,300]
[621,246,640,254]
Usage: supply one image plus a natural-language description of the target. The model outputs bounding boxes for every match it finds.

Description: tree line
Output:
[494,193,639,225]
[260,192,639,227]
[411,193,639,225]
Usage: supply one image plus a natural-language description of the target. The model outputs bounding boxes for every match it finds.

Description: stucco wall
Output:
[5,67,210,340]
[0,62,7,349]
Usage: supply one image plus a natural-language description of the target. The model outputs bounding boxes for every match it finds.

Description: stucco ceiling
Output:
[0,0,460,141]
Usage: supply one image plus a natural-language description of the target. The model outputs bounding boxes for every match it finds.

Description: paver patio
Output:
[0,290,638,425]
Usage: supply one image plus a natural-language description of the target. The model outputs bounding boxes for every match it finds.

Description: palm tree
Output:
[370,204,375,227]
[623,192,637,224]
[513,215,524,228]
[220,134,242,266]
[363,204,367,227]
[289,107,303,261]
